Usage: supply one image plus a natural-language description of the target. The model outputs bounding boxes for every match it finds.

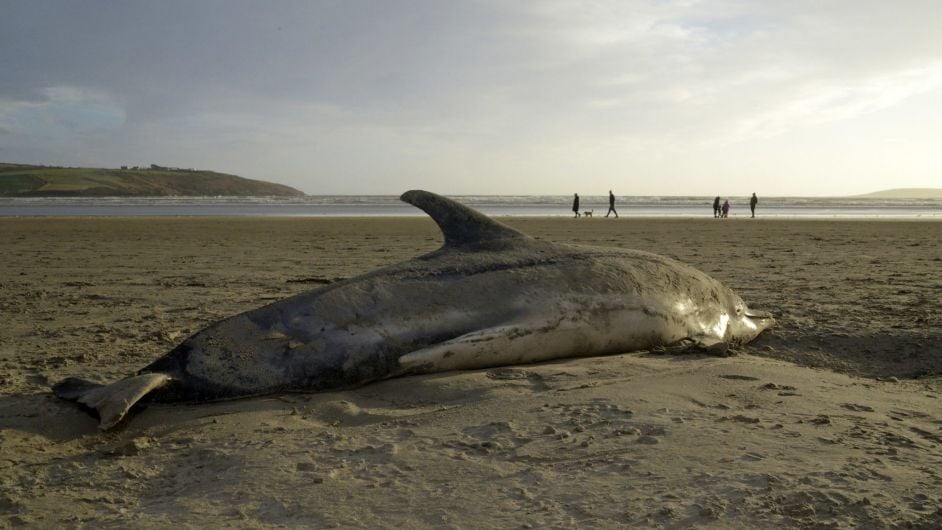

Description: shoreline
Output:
[3,195,940,220]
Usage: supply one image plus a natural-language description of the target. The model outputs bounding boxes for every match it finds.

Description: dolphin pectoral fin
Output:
[53,373,170,430]
[397,335,495,373]
[398,324,552,373]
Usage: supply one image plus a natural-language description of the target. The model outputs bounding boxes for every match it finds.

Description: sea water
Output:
[0,195,940,218]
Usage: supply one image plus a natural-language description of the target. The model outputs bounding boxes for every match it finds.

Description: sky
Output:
[1,1,941,196]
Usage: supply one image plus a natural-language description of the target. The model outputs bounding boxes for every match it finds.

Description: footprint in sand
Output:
[908,426,942,444]
[485,367,550,391]
[842,403,875,413]
[443,421,532,458]
[719,374,760,381]
[761,382,798,393]
[541,402,666,444]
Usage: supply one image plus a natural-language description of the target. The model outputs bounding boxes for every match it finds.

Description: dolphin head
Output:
[674,281,773,347]
[724,293,774,345]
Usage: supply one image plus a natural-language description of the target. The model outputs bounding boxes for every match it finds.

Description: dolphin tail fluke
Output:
[53,373,170,430]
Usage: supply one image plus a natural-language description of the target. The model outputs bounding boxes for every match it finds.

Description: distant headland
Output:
[855,188,942,199]
[0,163,305,197]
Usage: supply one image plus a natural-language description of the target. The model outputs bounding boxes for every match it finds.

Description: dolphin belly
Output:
[397,295,698,374]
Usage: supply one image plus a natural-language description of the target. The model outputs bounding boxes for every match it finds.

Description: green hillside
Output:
[0,163,305,197]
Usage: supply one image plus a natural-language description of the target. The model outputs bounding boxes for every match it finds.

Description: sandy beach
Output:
[1,216,940,528]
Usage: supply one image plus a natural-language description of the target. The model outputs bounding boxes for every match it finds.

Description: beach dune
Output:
[1,217,940,527]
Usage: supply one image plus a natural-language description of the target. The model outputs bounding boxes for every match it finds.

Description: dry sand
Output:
[1,216,940,528]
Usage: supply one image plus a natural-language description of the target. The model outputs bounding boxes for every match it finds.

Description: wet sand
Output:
[1,216,940,527]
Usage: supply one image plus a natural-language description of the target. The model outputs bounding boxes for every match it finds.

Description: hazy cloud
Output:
[1,0,940,194]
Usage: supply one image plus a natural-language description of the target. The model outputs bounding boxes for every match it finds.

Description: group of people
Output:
[572,191,760,218]
[571,190,619,218]
[713,193,759,218]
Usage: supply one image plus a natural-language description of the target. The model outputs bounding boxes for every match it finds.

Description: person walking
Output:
[721,199,730,218]
[750,192,758,218]
[713,196,721,218]
[606,190,618,218]
[572,193,580,218]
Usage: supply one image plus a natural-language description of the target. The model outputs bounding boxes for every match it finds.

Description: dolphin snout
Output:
[745,308,772,319]
[744,309,774,334]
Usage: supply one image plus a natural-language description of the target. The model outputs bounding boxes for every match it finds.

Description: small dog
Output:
[582,209,593,218]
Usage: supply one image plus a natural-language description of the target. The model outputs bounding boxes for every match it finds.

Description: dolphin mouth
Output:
[745,310,773,320]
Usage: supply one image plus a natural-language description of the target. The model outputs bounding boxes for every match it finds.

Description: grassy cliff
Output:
[0,163,305,197]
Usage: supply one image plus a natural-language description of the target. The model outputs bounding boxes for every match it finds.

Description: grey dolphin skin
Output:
[53,190,774,429]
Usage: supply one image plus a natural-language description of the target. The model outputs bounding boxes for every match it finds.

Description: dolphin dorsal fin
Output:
[401,190,530,248]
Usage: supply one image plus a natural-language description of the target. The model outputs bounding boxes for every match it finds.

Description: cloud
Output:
[1,1,940,193]
[0,86,125,138]
[719,62,942,144]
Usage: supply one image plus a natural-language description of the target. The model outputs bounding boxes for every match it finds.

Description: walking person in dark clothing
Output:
[572,193,580,218]
[606,190,618,218]
[713,196,721,218]
[750,192,758,218]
